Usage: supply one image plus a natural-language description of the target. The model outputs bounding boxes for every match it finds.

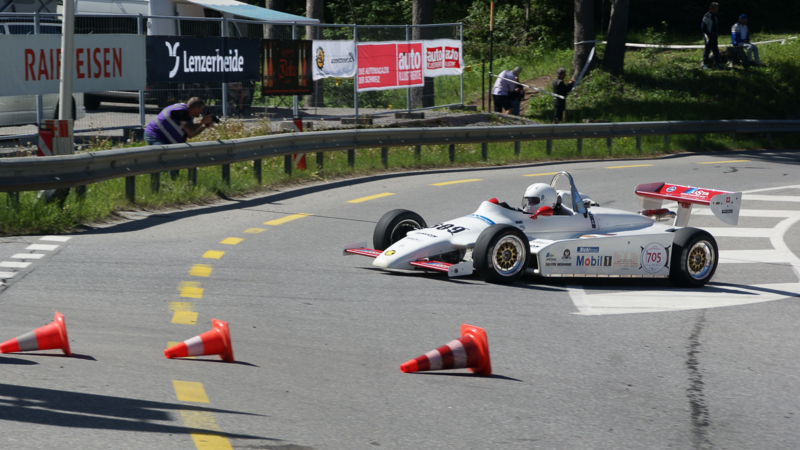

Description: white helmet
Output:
[521,183,557,213]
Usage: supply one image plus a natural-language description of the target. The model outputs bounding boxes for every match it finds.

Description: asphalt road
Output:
[1,150,799,450]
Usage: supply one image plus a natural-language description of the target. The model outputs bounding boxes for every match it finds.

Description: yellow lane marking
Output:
[173,381,233,450]
[264,213,313,226]
[606,164,653,169]
[202,250,225,259]
[179,282,204,299]
[347,192,395,203]
[170,302,194,312]
[243,228,266,234]
[430,179,482,186]
[168,341,195,358]
[522,172,559,177]
[173,380,211,403]
[220,237,243,245]
[190,264,213,277]
[698,159,750,164]
[172,311,198,325]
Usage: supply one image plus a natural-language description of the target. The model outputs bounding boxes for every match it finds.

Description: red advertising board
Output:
[357,42,423,92]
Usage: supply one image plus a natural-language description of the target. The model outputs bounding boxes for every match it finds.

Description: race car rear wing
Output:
[634,182,742,227]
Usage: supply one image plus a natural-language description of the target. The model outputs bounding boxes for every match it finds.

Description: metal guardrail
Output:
[1,120,799,193]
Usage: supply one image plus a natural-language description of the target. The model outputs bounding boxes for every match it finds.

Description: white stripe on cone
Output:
[14,330,39,351]
[184,335,204,356]
[425,348,443,370]
[448,339,467,367]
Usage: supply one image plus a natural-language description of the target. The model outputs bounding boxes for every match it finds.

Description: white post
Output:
[353,24,358,118]
[292,22,299,119]
[35,11,43,126]
[58,0,75,121]
[221,17,228,119]
[138,14,146,128]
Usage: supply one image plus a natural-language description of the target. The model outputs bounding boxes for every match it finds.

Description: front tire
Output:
[474,225,530,284]
[373,209,427,251]
[669,228,719,287]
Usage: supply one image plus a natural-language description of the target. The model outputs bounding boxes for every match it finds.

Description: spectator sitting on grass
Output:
[731,14,762,67]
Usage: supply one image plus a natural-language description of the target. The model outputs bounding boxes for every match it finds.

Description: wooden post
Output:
[448,144,455,163]
[381,147,389,168]
[150,173,160,193]
[222,164,231,185]
[254,159,262,184]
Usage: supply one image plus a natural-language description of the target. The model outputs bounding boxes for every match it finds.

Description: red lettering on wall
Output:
[93,48,101,78]
[103,48,110,78]
[76,48,85,79]
[25,49,35,81]
[113,48,122,77]
[38,49,49,80]
[56,49,62,80]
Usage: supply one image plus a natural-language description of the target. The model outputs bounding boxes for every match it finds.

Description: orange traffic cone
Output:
[400,324,491,376]
[0,311,72,356]
[165,319,234,362]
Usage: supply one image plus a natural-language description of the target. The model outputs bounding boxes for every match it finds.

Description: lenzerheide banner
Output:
[357,41,423,92]
[312,40,356,80]
[0,34,146,96]
[146,36,260,83]
[262,40,313,96]
[423,39,463,77]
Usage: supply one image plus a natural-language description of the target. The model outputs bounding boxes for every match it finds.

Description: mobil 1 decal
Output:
[146,37,260,83]
[640,242,670,273]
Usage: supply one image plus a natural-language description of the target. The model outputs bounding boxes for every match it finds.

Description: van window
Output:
[9,24,35,35]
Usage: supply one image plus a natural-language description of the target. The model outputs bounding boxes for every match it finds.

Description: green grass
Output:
[3,34,799,236]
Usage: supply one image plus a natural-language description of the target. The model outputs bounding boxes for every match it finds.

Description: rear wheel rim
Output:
[687,240,714,280]
[492,235,526,276]
[390,219,422,244]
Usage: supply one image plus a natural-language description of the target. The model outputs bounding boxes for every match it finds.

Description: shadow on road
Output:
[0,383,274,440]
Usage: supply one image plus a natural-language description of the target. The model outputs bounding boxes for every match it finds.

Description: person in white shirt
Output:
[731,14,761,67]
[491,66,522,114]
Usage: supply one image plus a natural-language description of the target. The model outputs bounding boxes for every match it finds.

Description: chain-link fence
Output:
[0,12,463,140]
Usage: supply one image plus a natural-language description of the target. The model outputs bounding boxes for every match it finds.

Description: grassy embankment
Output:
[2,33,798,235]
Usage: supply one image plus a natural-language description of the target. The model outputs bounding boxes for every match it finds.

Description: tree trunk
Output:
[305,0,324,108]
[411,0,434,109]
[604,0,630,76]
[264,0,286,39]
[572,0,594,77]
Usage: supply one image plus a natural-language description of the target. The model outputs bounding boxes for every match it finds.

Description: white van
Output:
[0,21,86,127]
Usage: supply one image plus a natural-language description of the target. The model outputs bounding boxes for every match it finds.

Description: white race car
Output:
[344,171,742,287]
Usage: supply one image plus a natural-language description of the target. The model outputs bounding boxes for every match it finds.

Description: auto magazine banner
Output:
[146,37,260,83]
[311,40,356,81]
[262,40,313,96]
[422,39,462,77]
[0,34,146,96]
[356,41,424,92]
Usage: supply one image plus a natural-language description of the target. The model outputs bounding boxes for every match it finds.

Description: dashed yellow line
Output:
[172,311,198,325]
[179,282,204,299]
[190,264,213,277]
[264,213,312,226]
[698,160,750,164]
[243,228,266,234]
[522,172,559,177]
[172,381,233,450]
[606,164,653,169]
[170,302,194,312]
[430,179,482,186]
[220,237,243,245]
[202,251,225,259]
[347,192,395,203]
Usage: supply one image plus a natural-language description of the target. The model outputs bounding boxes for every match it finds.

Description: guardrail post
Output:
[347,149,355,168]
[316,152,324,170]
[6,192,20,207]
[126,176,135,202]
[75,185,86,201]
[222,164,231,185]
[150,173,160,193]
[415,145,421,162]
[577,139,583,153]
[766,132,772,146]
[731,132,736,144]
[606,138,612,151]
[188,168,198,185]
[546,140,552,155]
[254,159,262,184]
[170,170,180,180]
[481,143,488,160]
[636,136,641,151]
[284,155,292,175]
[696,133,702,147]
[448,144,455,163]
[514,141,520,156]
[381,147,389,168]
[664,135,670,150]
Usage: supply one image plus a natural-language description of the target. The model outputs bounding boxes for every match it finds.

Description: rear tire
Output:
[372,209,427,251]
[669,228,719,287]
[474,225,529,284]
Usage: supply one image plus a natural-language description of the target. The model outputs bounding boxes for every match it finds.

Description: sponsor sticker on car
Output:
[641,242,668,273]
[467,214,495,225]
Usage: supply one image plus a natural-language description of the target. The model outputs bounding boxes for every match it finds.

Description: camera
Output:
[210,115,221,124]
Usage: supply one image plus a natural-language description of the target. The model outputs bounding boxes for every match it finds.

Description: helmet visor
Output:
[521,196,541,213]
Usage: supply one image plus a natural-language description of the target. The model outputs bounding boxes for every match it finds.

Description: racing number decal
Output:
[641,243,669,273]
[430,223,468,235]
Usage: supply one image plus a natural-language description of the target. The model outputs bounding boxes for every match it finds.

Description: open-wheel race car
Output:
[344,171,742,287]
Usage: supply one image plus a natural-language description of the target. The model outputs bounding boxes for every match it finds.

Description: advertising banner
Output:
[356,41,424,92]
[262,39,313,96]
[0,34,146,96]
[422,39,463,77]
[146,36,260,83]
[311,40,356,80]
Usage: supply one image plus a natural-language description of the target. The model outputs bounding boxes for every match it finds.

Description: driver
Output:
[521,183,557,213]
